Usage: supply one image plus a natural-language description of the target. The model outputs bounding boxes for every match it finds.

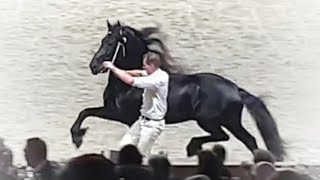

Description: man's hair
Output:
[144,52,162,67]
[26,137,47,159]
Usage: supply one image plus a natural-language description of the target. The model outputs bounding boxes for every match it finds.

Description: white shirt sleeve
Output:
[132,75,163,89]
[141,70,148,76]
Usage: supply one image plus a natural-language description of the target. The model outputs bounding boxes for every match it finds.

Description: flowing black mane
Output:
[125,25,186,74]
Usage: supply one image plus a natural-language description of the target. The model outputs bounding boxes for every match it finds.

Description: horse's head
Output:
[90,20,146,75]
[90,20,185,75]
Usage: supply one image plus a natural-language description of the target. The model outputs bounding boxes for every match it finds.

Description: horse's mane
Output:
[125,25,186,74]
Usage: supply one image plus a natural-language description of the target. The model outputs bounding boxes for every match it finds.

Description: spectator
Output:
[212,144,232,178]
[148,154,180,180]
[24,137,61,180]
[186,150,223,180]
[253,149,275,164]
[0,138,18,180]
[116,144,153,180]
[59,153,116,180]
[118,144,143,165]
[240,149,275,180]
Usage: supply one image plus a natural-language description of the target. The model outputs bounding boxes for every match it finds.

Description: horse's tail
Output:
[239,88,286,161]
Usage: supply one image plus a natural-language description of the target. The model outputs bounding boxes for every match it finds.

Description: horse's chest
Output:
[114,91,142,108]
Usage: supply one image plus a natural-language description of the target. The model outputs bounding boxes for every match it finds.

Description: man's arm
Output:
[103,62,160,88]
[104,62,134,86]
[132,76,161,89]
[111,68,161,89]
[125,70,146,77]
[111,68,134,86]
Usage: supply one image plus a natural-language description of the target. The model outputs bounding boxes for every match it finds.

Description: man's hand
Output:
[103,61,116,71]
[102,61,134,85]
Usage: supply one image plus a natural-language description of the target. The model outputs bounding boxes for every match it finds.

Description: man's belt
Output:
[141,115,151,120]
[141,115,163,121]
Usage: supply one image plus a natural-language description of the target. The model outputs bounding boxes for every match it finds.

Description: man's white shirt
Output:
[132,68,169,120]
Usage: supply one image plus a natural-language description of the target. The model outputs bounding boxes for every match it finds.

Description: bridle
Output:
[110,29,127,64]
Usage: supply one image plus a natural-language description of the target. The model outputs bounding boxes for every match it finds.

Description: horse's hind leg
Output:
[223,104,258,153]
[187,118,230,157]
[225,120,258,153]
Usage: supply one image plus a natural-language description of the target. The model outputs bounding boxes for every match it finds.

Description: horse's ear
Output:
[107,19,111,30]
[117,20,121,26]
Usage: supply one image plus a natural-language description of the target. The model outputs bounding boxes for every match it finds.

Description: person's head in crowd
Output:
[0,137,5,151]
[252,161,276,180]
[253,149,275,164]
[0,150,13,169]
[0,171,16,180]
[212,144,232,178]
[271,169,313,180]
[184,174,210,180]
[196,150,223,180]
[0,138,13,169]
[118,144,143,165]
[24,137,47,168]
[212,144,226,163]
[59,153,116,180]
[148,154,171,180]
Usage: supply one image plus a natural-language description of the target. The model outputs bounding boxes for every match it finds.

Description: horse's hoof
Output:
[186,143,202,157]
[71,134,83,148]
[74,138,83,148]
[71,128,88,149]
[187,150,195,157]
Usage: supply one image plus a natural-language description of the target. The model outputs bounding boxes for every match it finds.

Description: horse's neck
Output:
[107,73,132,93]
[106,53,144,94]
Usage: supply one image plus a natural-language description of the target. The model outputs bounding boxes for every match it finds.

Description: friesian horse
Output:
[71,20,285,160]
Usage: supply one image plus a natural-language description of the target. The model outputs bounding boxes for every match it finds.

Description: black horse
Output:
[71,20,285,160]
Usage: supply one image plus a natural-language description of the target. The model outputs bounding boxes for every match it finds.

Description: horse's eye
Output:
[107,31,112,35]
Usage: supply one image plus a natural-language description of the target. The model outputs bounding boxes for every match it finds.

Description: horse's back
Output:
[166,74,201,122]
[165,73,242,123]
[170,72,241,100]
[192,73,243,115]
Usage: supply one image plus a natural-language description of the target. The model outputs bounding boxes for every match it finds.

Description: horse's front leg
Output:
[71,106,110,148]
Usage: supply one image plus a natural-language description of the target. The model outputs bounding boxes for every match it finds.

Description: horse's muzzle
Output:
[91,68,99,75]
[90,64,105,75]
[99,67,108,74]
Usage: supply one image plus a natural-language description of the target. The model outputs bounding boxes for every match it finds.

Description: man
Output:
[24,137,61,180]
[0,138,18,180]
[0,150,18,179]
[116,145,153,180]
[103,52,169,156]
